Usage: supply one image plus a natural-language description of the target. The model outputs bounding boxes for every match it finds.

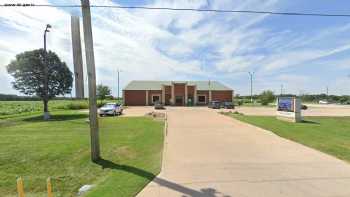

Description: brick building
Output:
[123,81,233,106]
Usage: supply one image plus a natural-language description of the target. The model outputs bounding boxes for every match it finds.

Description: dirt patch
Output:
[145,111,166,120]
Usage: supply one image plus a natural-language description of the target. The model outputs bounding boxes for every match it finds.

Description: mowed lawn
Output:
[0,111,164,197]
[228,114,350,162]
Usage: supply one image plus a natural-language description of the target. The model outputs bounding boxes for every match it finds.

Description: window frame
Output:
[197,94,206,103]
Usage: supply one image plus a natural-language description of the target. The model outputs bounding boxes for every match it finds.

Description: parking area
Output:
[120,104,350,118]
[217,104,350,116]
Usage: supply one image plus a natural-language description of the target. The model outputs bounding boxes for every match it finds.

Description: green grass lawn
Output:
[0,99,123,117]
[227,114,350,162]
[0,111,164,197]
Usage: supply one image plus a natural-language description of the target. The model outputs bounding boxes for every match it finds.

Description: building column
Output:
[194,85,197,106]
[232,90,234,102]
[146,90,149,106]
[184,84,188,106]
[162,85,165,104]
[209,90,212,103]
[171,83,175,105]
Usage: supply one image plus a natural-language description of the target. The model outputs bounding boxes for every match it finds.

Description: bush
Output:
[233,100,243,106]
[259,90,275,105]
[65,102,89,110]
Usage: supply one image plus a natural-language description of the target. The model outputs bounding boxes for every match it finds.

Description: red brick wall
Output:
[174,84,185,96]
[164,86,171,94]
[212,90,233,102]
[187,86,195,96]
[164,86,171,105]
[124,90,146,106]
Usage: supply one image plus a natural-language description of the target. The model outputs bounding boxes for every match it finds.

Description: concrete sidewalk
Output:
[137,107,350,197]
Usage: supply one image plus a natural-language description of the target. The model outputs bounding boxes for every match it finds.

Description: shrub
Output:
[259,90,275,105]
[65,102,89,110]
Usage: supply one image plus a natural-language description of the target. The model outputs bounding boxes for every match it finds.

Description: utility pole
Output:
[43,24,51,120]
[117,69,122,99]
[326,86,329,101]
[81,0,100,162]
[280,84,283,96]
[71,15,84,99]
[248,72,254,103]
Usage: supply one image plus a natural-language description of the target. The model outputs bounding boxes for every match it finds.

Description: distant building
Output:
[123,80,233,106]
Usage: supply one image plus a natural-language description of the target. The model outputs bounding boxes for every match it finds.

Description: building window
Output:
[198,95,206,103]
[152,95,160,103]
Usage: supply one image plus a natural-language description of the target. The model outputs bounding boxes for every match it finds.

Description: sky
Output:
[1,0,350,96]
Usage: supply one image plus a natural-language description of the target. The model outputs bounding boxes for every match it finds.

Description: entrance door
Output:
[152,95,160,104]
[175,96,184,106]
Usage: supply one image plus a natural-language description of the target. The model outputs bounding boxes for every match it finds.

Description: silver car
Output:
[98,103,123,116]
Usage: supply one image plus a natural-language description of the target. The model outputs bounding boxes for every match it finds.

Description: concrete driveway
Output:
[137,107,350,197]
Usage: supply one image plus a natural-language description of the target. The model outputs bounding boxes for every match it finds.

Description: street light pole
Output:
[248,72,254,103]
[117,69,122,99]
[280,84,283,96]
[43,24,51,120]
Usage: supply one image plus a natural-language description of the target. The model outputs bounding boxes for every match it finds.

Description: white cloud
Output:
[0,0,209,96]
[1,0,350,96]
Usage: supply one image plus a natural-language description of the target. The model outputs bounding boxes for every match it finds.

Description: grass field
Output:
[0,111,164,197]
[227,114,350,163]
[0,99,122,118]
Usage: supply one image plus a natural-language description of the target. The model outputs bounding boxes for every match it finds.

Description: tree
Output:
[259,90,275,105]
[97,84,111,102]
[7,49,73,119]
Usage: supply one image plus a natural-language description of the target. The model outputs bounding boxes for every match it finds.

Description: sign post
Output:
[276,97,302,122]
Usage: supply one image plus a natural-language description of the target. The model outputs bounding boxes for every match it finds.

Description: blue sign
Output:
[278,97,294,112]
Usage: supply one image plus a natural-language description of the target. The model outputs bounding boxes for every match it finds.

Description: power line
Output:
[2,3,350,17]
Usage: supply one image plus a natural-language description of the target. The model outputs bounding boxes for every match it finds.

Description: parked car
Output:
[154,101,165,110]
[319,100,329,104]
[222,102,235,109]
[208,101,221,109]
[98,103,123,116]
[301,104,308,110]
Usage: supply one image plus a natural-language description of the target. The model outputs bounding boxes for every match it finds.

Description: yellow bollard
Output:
[17,177,25,197]
[47,177,53,197]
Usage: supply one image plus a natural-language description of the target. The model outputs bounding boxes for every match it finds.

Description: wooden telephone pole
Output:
[81,0,100,161]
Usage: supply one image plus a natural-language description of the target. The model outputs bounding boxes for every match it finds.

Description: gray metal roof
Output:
[124,80,232,91]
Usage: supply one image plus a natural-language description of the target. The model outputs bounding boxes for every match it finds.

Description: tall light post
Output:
[43,24,51,120]
[116,69,122,99]
[248,71,255,103]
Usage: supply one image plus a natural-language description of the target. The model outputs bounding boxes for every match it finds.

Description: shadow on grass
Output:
[23,114,88,122]
[95,158,231,197]
[301,120,320,125]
